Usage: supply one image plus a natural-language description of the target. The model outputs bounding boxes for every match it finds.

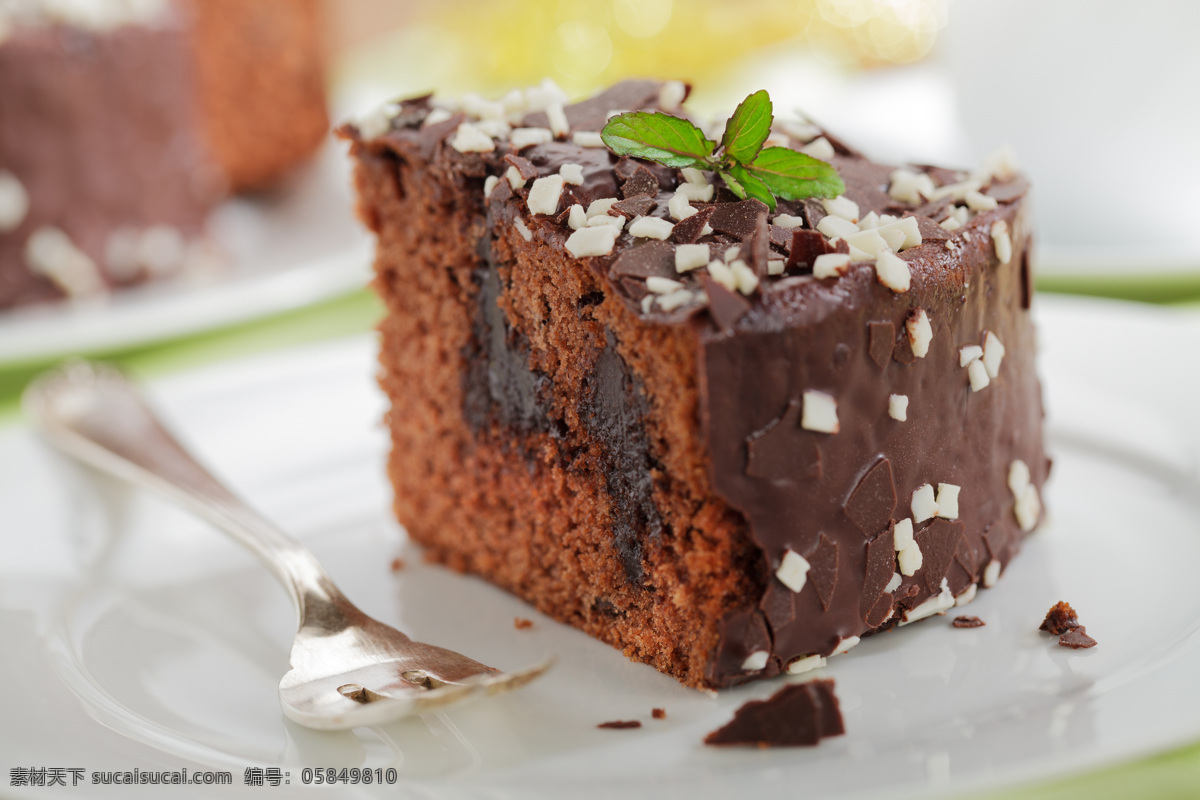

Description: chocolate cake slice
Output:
[340,80,1050,689]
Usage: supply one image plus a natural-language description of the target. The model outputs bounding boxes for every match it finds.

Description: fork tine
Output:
[469,656,556,697]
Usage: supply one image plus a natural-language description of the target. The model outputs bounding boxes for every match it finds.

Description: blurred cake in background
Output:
[0,0,328,309]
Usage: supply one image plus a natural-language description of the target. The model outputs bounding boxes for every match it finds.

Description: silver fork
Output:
[23,361,551,731]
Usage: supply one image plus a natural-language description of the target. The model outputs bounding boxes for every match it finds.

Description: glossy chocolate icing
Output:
[346,80,1049,688]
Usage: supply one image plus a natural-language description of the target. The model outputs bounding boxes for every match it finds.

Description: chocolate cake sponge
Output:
[341,80,1050,689]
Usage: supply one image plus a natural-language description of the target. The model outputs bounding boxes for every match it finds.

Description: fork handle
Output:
[23,361,355,631]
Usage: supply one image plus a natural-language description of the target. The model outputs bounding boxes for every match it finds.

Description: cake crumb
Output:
[952,615,984,628]
[1059,626,1097,649]
[651,707,666,720]
[598,720,642,730]
[1040,601,1080,635]
[513,617,533,630]
[389,557,405,572]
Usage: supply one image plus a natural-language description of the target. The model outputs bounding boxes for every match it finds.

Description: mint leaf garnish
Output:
[600,111,714,168]
[721,90,773,165]
[600,88,842,208]
[745,147,846,201]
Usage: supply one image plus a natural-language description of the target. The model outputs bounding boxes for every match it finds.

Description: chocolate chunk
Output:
[1058,626,1097,649]
[703,273,753,334]
[951,535,978,586]
[709,199,771,240]
[503,153,539,182]
[745,400,819,480]
[914,216,951,243]
[1040,601,1081,635]
[914,518,964,593]
[760,581,796,629]
[742,211,771,276]
[610,195,657,218]
[952,615,984,628]
[704,679,844,747]
[621,166,660,199]
[614,157,639,181]
[860,525,896,623]
[768,224,794,252]
[671,205,715,244]
[598,720,642,729]
[892,333,917,365]
[983,522,1008,563]
[843,457,897,535]
[609,240,675,280]
[832,342,852,371]
[710,608,777,685]
[807,533,839,612]
[561,79,666,131]
[418,112,465,159]
[864,593,894,629]
[987,180,1028,204]
[914,196,951,222]
[867,321,895,370]
[786,228,837,270]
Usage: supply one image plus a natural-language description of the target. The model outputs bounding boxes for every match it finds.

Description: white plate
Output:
[3,296,1200,800]
[0,141,372,366]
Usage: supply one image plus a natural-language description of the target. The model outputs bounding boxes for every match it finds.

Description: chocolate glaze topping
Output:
[345,80,1050,688]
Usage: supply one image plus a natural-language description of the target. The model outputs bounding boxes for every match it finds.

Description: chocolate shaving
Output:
[860,524,896,624]
[704,679,844,747]
[760,581,796,629]
[807,533,839,612]
[503,153,539,181]
[710,608,777,684]
[744,400,819,480]
[609,240,675,280]
[913,196,951,221]
[843,458,897,536]
[987,180,1028,204]
[768,224,794,252]
[913,216,951,242]
[671,205,715,244]
[702,273,753,334]
[417,112,465,159]
[914,519,964,594]
[786,228,843,270]
[952,615,984,628]
[614,157,639,181]
[709,199,771,240]
[1040,601,1081,635]
[1058,627,1097,649]
[621,166,660,199]
[743,211,771,277]
[598,720,642,730]
[610,196,657,218]
[867,321,895,370]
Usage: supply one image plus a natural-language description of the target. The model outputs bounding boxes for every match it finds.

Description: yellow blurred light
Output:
[552,19,614,83]
[613,0,673,39]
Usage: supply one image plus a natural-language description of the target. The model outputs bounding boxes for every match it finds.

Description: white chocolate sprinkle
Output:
[813,253,851,279]
[730,260,759,295]
[767,259,786,276]
[526,175,564,215]
[786,654,826,675]
[567,203,587,230]
[0,170,30,232]
[830,636,860,656]
[678,182,714,203]
[817,215,859,240]
[559,163,584,185]
[983,331,1006,378]
[706,259,737,292]
[967,359,991,392]
[657,288,697,312]
[628,216,673,240]
[587,214,625,229]
[888,393,909,421]
[449,122,495,153]
[965,190,998,212]
[475,118,511,139]
[646,276,684,294]
[681,167,708,185]
[424,107,453,126]
[659,80,686,112]
[900,578,955,625]
[801,136,835,160]
[877,216,922,251]
[741,650,769,671]
[587,198,619,218]
[675,243,710,272]
[935,483,961,519]
[564,225,618,257]
[572,131,606,148]
[506,166,526,191]
[668,191,697,220]
[1008,459,1031,496]
[991,219,1013,264]
[822,195,860,223]
[723,246,741,264]
[955,583,978,606]
[510,126,554,149]
[513,218,533,242]
[959,345,983,367]
[885,572,903,593]
[907,308,933,358]
[546,102,570,138]
[772,213,805,229]
[776,549,812,593]
[354,101,400,139]
[893,518,915,551]
[874,251,911,293]
[25,226,103,297]
[1014,483,1041,532]
[898,541,923,576]
[483,175,499,197]
[801,390,839,434]
[911,483,939,523]
[982,559,1001,588]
